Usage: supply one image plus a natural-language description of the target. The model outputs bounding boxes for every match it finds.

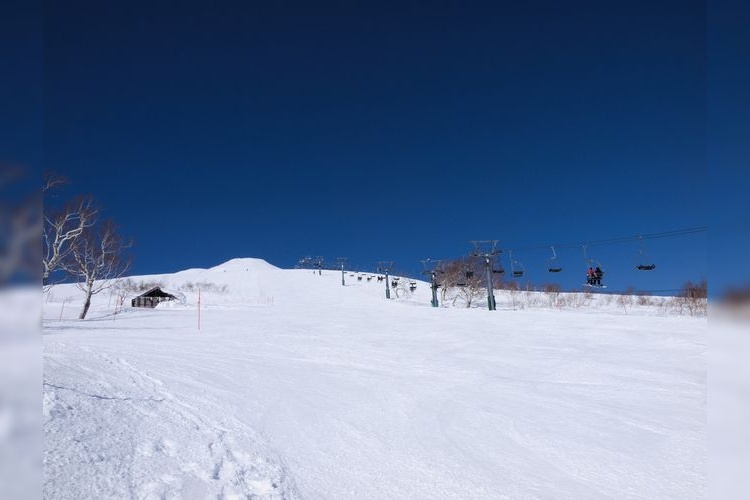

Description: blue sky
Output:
[13,1,730,293]
[708,0,749,298]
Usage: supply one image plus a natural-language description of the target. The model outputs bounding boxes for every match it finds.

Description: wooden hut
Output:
[131,287,178,308]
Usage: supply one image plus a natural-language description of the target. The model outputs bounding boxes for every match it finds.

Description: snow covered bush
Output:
[542,283,562,309]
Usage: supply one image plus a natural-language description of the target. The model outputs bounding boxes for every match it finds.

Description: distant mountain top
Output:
[207,258,280,273]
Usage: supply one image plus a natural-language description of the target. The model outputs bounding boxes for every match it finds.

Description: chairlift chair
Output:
[582,244,606,287]
[584,268,605,288]
[509,250,525,278]
[634,237,657,271]
[547,246,563,273]
[584,260,605,287]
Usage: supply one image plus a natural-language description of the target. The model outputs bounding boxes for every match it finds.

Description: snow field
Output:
[43,258,706,499]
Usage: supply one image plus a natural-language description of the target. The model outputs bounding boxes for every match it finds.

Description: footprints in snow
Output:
[137,438,178,458]
[46,348,296,499]
[134,431,289,499]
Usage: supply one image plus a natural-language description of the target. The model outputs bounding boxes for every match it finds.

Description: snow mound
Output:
[207,258,279,273]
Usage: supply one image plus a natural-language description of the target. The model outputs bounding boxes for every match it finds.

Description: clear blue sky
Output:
[11,1,732,293]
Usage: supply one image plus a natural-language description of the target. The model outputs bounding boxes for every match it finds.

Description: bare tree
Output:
[435,260,455,304]
[68,220,131,319]
[678,279,708,317]
[722,284,750,306]
[455,258,485,308]
[439,257,485,308]
[542,283,562,309]
[0,165,41,284]
[43,196,97,289]
[617,287,636,314]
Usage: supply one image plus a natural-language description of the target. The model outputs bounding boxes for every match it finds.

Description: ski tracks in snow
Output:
[44,346,298,500]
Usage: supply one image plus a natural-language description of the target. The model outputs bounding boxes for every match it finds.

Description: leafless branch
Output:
[43,171,68,193]
[43,197,98,289]
[69,219,132,319]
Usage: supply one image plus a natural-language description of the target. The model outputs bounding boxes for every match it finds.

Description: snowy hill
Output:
[43,258,706,499]
[44,256,692,318]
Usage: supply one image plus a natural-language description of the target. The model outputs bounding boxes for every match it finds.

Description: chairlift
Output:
[357,274,363,281]
[377,275,384,282]
[509,250,525,278]
[366,275,373,281]
[456,256,475,279]
[409,281,417,291]
[547,246,563,273]
[584,262,606,288]
[634,236,657,271]
[582,244,605,287]
[391,277,400,287]
[491,255,505,274]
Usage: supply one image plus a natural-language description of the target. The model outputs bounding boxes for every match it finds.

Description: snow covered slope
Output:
[43,258,706,499]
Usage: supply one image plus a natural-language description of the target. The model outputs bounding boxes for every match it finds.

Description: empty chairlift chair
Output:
[508,250,525,278]
[547,246,563,273]
[456,266,474,287]
[634,237,657,271]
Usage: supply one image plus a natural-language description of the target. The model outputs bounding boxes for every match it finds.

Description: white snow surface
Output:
[43,258,706,499]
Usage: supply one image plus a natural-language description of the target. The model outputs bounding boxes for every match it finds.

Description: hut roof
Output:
[137,287,178,299]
